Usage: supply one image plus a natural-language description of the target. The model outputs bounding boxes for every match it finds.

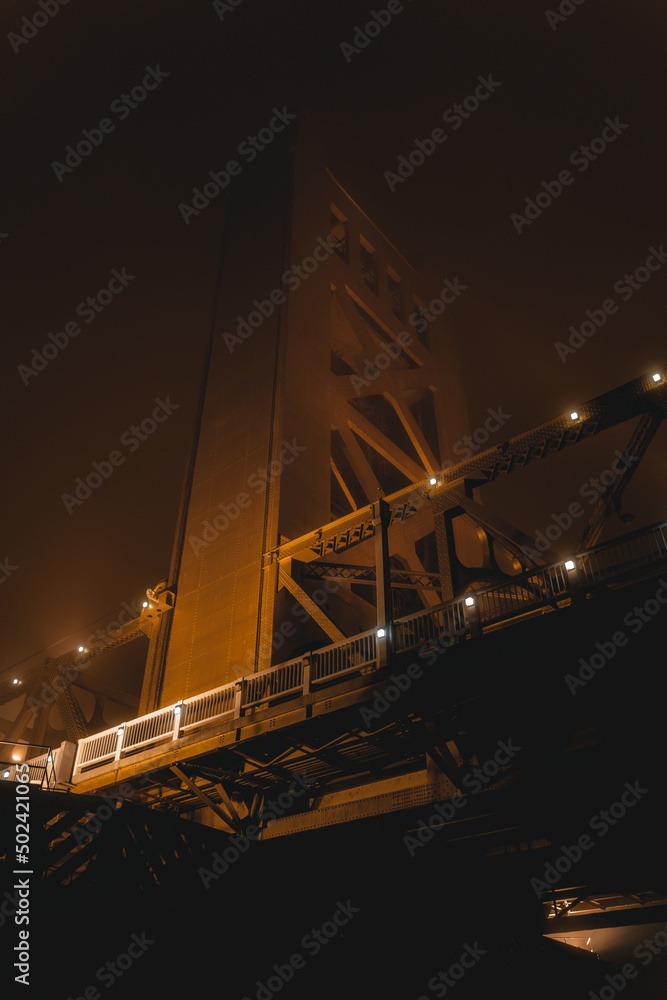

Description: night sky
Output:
[2,0,665,689]
[1,0,666,994]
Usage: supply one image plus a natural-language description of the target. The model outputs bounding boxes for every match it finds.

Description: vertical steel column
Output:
[433,495,460,602]
[138,611,173,716]
[566,559,583,601]
[372,498,393,667]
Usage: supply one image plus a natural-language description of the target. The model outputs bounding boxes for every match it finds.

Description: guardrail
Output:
[1,746,59,789]
[29,749,59,789]
[578,521,667,586]
[73,629,379,776]
[72,521,667,778]
[312,630,376,683]
[394,598,469,654]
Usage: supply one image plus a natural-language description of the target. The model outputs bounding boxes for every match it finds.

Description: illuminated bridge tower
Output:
[5,122,667,991]
[63,117,667,851]
[6,123,667,958]
[140,121,476,714]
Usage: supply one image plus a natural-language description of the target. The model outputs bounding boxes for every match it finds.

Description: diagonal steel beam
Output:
[331,458,358,511]
[277,565,346,642]
[170,766,239,833]
[384,391,439,474]
[578,412,663,550]
[345,402,426,482]
[269,366,667,563]
[338,423,382,500]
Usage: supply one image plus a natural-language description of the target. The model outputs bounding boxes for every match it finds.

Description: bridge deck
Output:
[56,518,667,805]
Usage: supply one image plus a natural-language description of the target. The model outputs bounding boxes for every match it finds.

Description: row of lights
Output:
[569,372,662,422]
[115,697,181,738]
[374,560,580,637]
[7,374,664,698]
[419,377,663,615]
[425,371,663,490]
[9,599,155,688]
[3,752,52,779]
[60,563,582,748]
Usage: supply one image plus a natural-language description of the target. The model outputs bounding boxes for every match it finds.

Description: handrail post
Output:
[464,596,481,638]
[372,498,394,668]
[233,681,243,719]
[564,558,583,600]
[172,703,182,740]
[302,656,311,696]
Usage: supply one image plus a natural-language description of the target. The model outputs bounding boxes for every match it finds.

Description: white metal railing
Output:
[311,629,377,683]
[122,705,176,752]
[180,683,236,731]
[394,600,468,655]
[72,520,667,777]
[72,638,370,774]
[1,747,59,788]
[578,521,667,587]
[242,656,305,709]
[76,729,118,768]
[475,563,569,624]
[28,750,59,789]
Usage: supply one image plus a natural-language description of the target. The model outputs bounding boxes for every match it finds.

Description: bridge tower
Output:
[141,118,476,714]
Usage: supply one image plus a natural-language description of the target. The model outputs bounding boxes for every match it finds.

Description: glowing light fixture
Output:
[652,372,662,383]
[143,601,148,608]
[117,726,125,736]
[13,678,18,684]
[78,646,85,652]
[377,628,386,638]
[3,771,9,779]
[565,560,575,571]
[12,754,20,761]
[465,596,475,607]
[174,703,182,716]
[429,477,437,486]
[570,411,579,421]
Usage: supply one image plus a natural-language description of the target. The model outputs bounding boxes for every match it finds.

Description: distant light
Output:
[377,628,386,638]
[143,601,148,608]
[465,597,475,607]
[78,646,85,652]
[117,726,125,736]
[174,703,182,716]
[429,477,437,486]
[652,372,662,383]
[565,560,575,571]
[570,411,579,421]
[13,678,18,684]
